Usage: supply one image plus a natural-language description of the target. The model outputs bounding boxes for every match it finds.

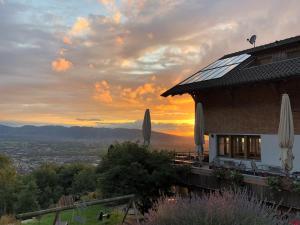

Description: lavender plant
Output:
[143,190,291,225]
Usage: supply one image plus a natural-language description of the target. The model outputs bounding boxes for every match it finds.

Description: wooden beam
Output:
[16,194,135,220]
[190,91,201,103]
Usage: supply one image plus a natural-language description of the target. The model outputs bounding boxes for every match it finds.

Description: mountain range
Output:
[0,125,193,150]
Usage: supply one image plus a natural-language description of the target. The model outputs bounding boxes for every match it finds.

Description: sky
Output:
[0,0,300,136]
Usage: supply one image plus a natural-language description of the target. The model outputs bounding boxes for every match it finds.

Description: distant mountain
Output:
[0,125,193,151]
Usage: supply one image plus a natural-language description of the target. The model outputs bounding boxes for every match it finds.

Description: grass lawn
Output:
[23,205,124,225]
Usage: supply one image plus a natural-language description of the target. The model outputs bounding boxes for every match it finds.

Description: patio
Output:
[173,152,300,209]
[174,151,300,179]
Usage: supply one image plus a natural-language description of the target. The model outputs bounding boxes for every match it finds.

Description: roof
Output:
[162,35,300,97]
[223,35,300,59]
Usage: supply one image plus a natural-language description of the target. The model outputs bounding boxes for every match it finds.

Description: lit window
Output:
[217,135,261,160]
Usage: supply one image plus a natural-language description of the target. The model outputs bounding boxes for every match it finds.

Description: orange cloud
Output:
[98,0,122,24]
[113,11,122,24]
[115,36,124,45]
[93,81,113,103]
[136,83,155,95]
[51,58,73,72]
[70,17,90,36]
[121,83,156,102]
[99,0,113,5]
[63,36,72,45]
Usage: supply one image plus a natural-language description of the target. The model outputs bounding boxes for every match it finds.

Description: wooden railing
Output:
[173,152,206,166]
[16,194,135,220]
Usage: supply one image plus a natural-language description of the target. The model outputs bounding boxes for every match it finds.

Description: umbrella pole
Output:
[196,145,203,166]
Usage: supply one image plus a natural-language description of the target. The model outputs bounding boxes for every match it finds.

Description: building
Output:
[162,35,300,172]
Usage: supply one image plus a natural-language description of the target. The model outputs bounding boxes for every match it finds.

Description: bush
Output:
[292,180,300,194]
[229,170,244,186]
[212,168,244,186]
[143,190,290,225]
[267,176,282,192]
[212,168,227,181]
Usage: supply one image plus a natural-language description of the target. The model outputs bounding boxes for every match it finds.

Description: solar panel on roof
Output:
[180,53,250,85]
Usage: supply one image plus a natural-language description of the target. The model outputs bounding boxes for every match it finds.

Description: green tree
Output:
[33,164,63,208]
[57,163,86,195]
[0,154,17,215]
[15,178,39,213]
[71,167,97,196]
[97,142,178,214]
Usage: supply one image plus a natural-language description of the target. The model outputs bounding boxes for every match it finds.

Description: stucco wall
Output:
[209,133,300,172]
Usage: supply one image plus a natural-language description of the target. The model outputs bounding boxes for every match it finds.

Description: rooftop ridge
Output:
[222,35,300,59]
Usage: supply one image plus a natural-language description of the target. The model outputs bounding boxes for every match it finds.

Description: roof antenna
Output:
[247,35,257,47]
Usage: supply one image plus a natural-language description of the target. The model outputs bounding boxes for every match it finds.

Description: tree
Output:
[33,164,63,208]
[71,167,97,196]
[15,178,39,213]
[57,163,87,195]
[97,142,178,213]
[0,154,17,215]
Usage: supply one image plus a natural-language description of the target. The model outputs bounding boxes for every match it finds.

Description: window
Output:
[247,136,261,159]
[217,135,261,160]
[232,136,246,158]
[217,136,231,157]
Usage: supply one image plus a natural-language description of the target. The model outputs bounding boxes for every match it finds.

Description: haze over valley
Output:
[0,125,193,173]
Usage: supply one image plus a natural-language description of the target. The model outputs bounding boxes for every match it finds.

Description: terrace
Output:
[173,152,300,209]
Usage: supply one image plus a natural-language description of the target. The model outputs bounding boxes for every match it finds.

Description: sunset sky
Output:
[1,0,300,136]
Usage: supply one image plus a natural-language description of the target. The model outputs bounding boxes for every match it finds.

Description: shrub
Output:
[267,176,282,192]
[212,168,244,187]
[212,168,227,181]
[143,190,290,225]
[292,180,300,194]
[229,170,244,186]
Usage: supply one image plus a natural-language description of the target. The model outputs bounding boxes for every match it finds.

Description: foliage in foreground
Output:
[0,154,97,215]
[97,142,181,214]
[0,215,21,225]
[212,168,244,186]
[143,190,292,225]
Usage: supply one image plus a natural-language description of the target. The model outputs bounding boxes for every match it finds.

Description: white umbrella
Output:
[278,93,294,173]
[194,102,205,156]
[142,109,151,146]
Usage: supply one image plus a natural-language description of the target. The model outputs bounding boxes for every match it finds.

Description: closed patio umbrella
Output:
[142,109,151,146]
[195,102,205,156]
[278,93,294,173]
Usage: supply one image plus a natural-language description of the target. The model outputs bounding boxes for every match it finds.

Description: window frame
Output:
[217,135,261,160]
[217,135,231,157]
[247,135,261,160]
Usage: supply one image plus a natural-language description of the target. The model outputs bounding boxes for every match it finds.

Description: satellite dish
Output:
[247,35,257,47]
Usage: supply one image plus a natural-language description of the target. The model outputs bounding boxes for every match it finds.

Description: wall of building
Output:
[209,133,300,172]
[199,78,300,135]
